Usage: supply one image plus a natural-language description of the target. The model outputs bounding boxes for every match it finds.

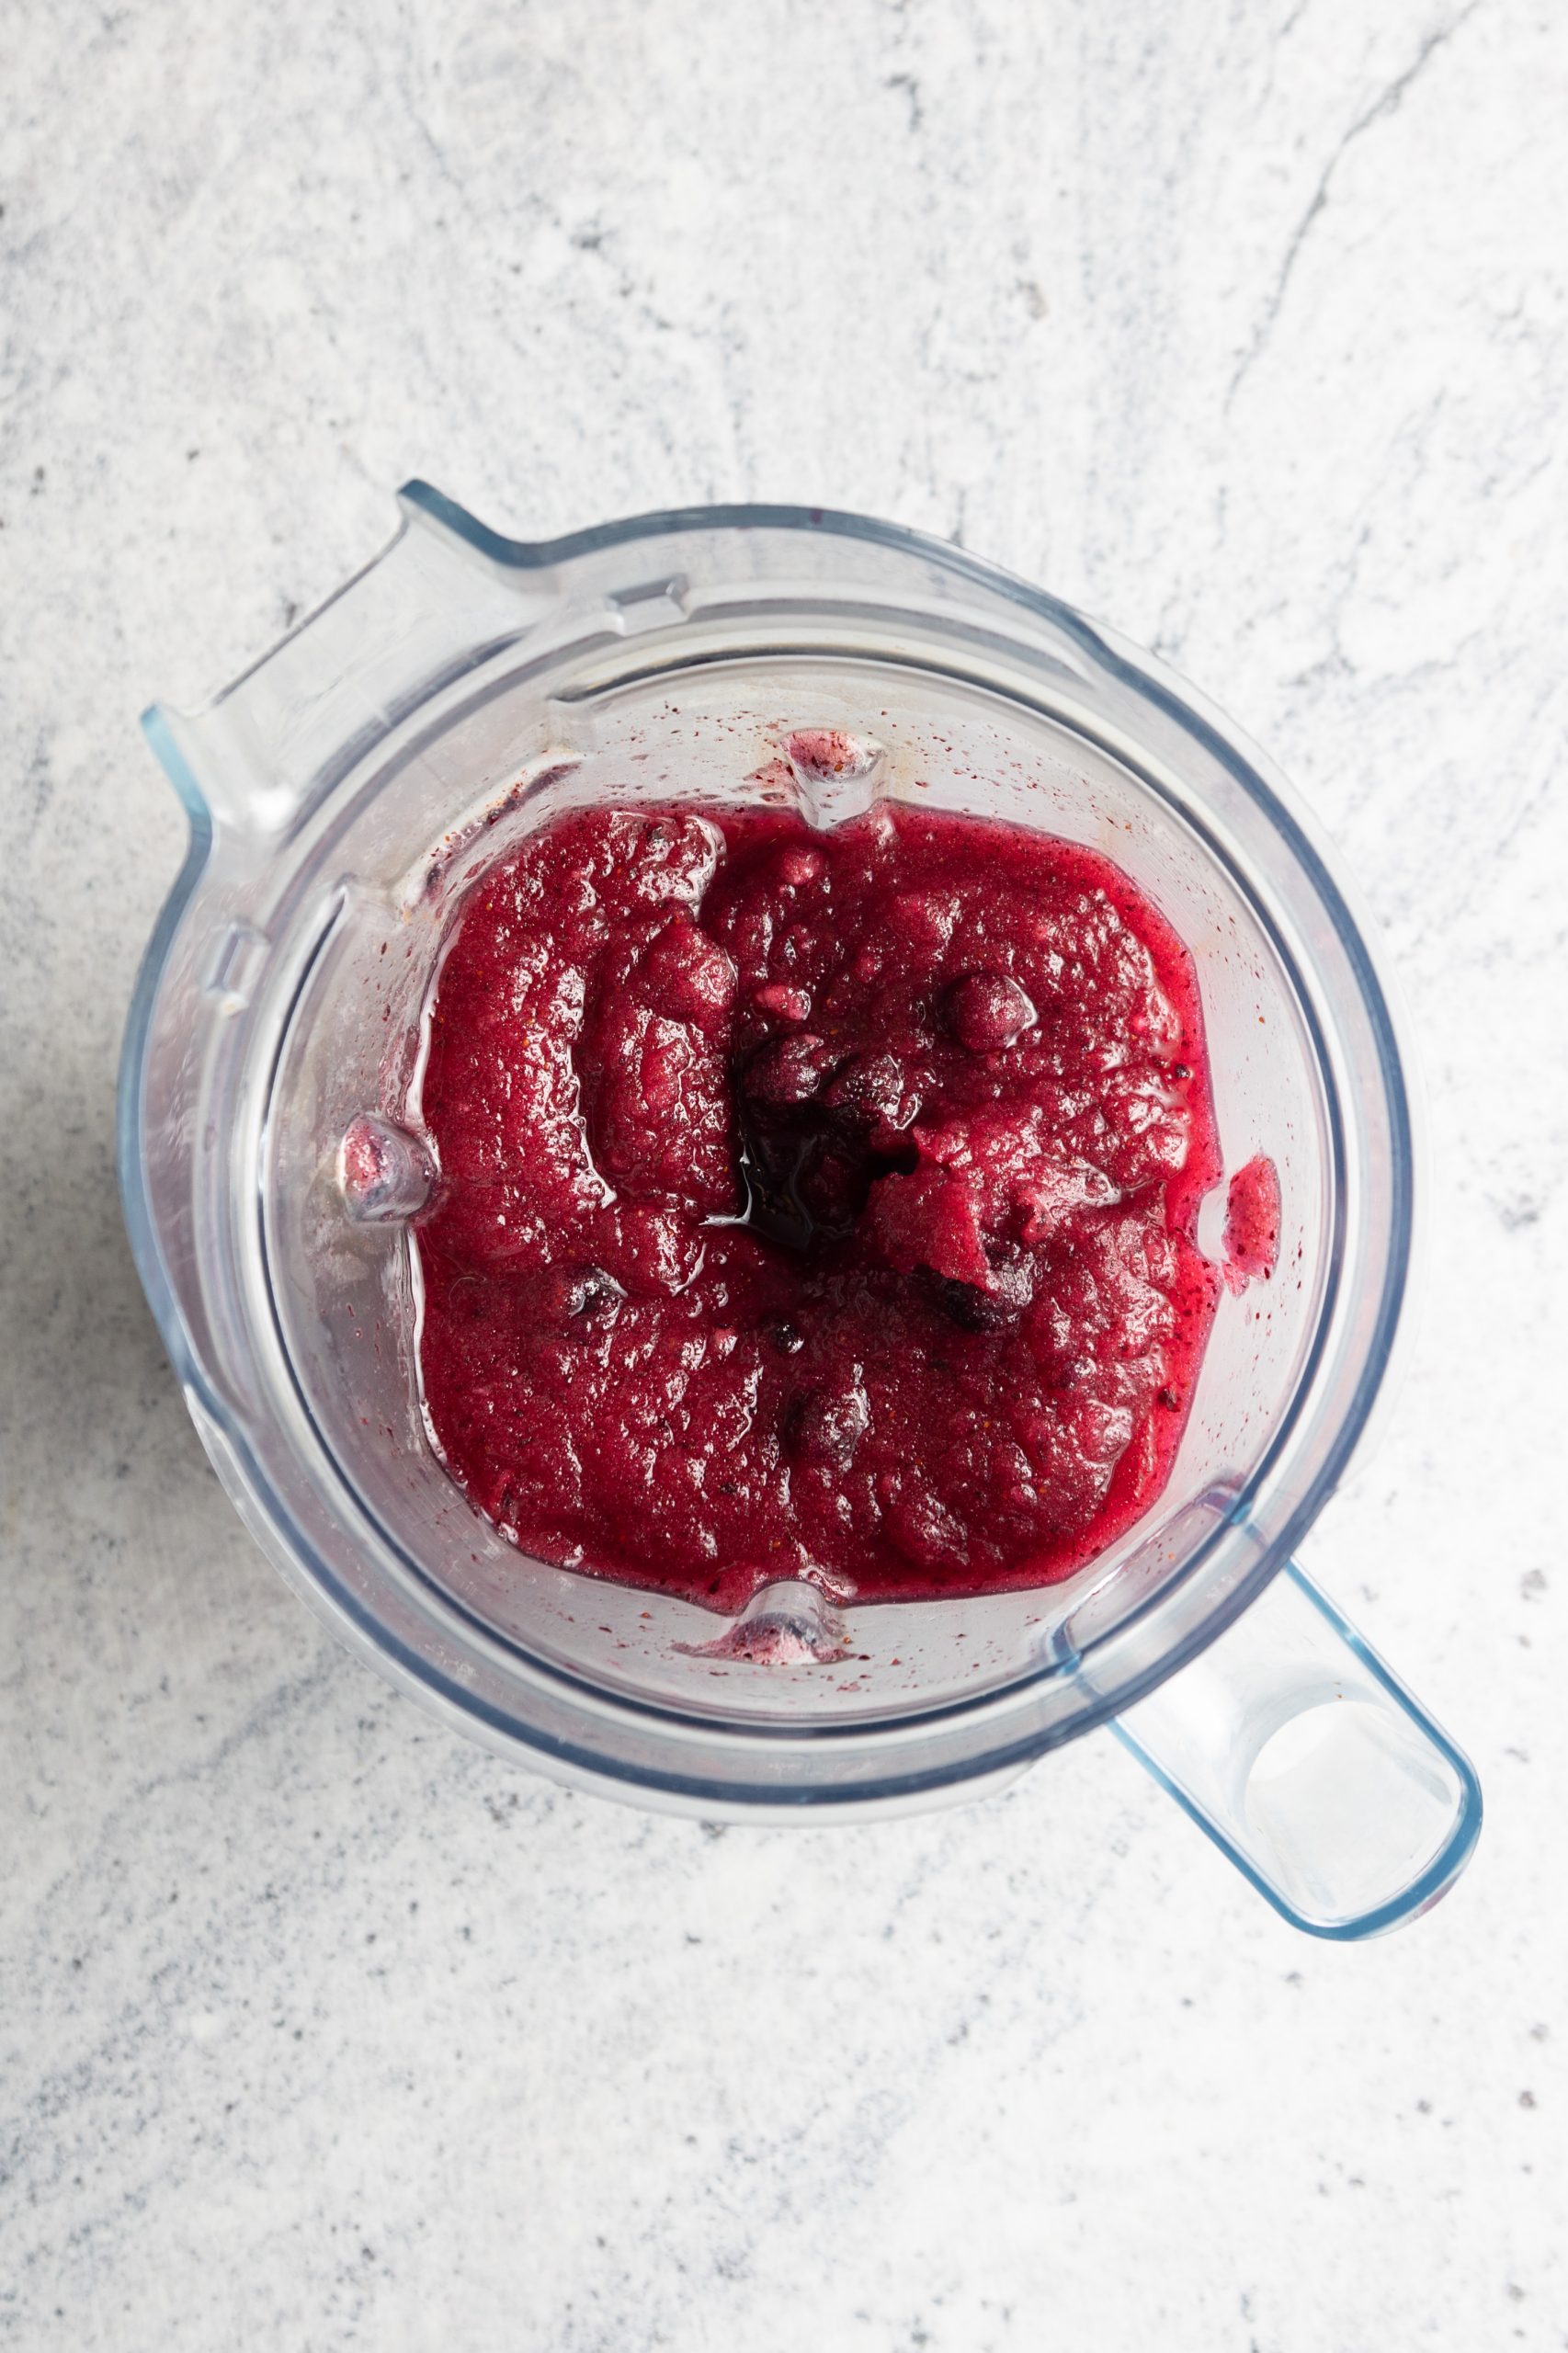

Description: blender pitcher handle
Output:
[1110,1563,1482,1938]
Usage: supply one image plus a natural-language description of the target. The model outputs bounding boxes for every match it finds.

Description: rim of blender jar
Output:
[119,496,1416,1809]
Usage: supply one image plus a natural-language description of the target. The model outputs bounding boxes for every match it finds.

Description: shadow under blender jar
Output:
[119,488,1481,1938]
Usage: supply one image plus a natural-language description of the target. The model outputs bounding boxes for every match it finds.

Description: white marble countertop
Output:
[4,2,1565,2346]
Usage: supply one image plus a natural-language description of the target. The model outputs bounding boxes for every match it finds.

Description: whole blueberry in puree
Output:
[415,799,1222,1609]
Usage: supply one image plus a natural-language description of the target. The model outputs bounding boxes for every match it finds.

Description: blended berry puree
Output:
[415,799,1222,1609]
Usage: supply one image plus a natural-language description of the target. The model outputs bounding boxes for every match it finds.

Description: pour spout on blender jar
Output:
[140,488,553,844]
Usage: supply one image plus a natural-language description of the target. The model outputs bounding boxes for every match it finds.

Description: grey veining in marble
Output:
[3,2,1565,2347]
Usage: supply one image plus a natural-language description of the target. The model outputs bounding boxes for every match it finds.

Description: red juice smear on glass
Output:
[1222,1153,1282,1293]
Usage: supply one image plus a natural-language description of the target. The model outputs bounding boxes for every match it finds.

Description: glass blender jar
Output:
[119,487,1481,1938]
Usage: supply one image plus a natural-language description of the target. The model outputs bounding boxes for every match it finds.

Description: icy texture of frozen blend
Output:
[416,800,1221,1605]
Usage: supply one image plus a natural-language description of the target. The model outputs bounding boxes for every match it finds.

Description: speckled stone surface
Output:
[3,3,1565,2347]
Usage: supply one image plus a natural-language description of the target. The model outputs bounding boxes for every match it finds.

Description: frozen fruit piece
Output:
[823,1051,912,1131]
[879,1473,968,1572]
[637,915,738,1024]
[926,1253,1035,1330]
[946,970,1037,1051]
[744,1032,835,1107]
[867,1105,1115,1291]
[885,889,956,955]
[585,998,735,1211]
[752,981,812,1023]
[775,843,828,887]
